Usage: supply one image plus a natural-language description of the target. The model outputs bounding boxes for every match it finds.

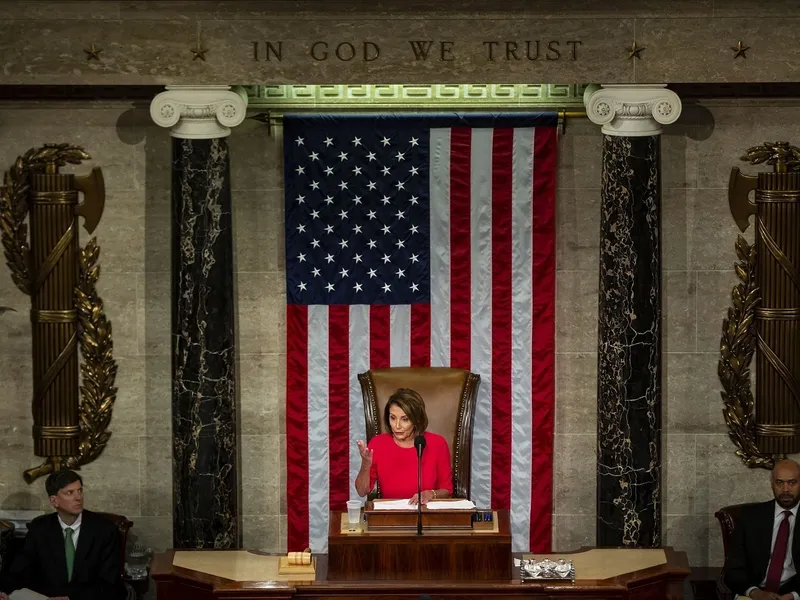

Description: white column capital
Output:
[150,85,248,139]
[583,84,682,137]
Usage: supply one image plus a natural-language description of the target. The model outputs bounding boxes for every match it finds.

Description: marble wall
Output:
[554,98,799,567]
[0,95,795,567]
[0,101,286,554]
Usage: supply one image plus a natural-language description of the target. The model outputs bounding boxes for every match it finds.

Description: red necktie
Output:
[766,510,792,592]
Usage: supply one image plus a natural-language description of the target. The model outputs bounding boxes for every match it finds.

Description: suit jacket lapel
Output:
[756,501,777,580]
[72,511,93,576]
[792,504,800,563]
[48,515,69,587]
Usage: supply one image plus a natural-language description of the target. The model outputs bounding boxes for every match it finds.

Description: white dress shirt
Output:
[743,502,800,600]
[57,511,82,550]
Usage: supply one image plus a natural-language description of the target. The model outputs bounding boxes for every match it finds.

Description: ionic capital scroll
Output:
[583,84,682,137]
[150,85,248,139]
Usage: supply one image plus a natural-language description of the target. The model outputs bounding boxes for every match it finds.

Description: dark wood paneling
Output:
[152,544,691,599]
[327,510,511,581]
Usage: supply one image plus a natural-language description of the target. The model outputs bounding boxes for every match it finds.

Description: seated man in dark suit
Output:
[725,459,800,600]
[0,469,125,600]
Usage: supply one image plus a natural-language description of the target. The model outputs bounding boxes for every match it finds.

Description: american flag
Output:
[284,114,557,553]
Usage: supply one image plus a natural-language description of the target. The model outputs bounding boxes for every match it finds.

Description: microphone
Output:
[415,435,426,536]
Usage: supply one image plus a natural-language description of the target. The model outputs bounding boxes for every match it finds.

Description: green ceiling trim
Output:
[243,84,588,110]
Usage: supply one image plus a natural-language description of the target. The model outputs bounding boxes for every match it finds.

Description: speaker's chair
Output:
[358,367,480,498]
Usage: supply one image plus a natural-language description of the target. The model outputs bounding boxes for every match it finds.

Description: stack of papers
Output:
[427,500,476,510]
[370,499,478,510]
[11,589,48,600]
[371,499,414,510]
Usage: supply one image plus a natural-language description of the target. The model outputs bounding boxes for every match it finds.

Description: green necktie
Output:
[64,526,75,581]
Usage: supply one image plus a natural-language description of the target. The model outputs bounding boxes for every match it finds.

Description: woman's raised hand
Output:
[356,439,373,468]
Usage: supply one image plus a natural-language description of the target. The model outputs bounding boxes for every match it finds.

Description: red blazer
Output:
[368,431,453,498]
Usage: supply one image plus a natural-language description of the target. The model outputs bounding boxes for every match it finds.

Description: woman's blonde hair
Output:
[384,388,428,435]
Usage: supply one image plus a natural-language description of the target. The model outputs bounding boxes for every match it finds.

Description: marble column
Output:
[584,84,682,548]
[150,85,247,548]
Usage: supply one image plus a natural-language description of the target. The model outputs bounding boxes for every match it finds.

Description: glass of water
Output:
[125,543,152,580]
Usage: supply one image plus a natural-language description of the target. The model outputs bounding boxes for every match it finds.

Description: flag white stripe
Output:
[510,128,535,551]
[429,128,451,368]
[349,305,370,502]
[390,305,411,367]
[469,128,494,509]
[307,305,330,553]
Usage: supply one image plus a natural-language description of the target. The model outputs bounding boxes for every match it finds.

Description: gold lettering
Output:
[336,42,356,61]
[526,41,540,61]
[409,40,434,60]
[483,41,499,61]
[266,41,283,61]
[439,41,454,61]
[363,41,380,61]
[505,41,520,61]
[482,40,582,61]
[566,40,582,60]
[252,41,284,61]
[249,38,583,64]
[311,41,328,60]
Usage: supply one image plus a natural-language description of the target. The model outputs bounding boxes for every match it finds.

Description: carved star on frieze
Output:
[731,40,750,59]
[190,43,208,61]
[628,41,645,60]
[83,43,103,61]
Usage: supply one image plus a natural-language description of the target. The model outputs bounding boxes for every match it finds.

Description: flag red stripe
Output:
[286,304,310,551]
[490,128,514,511]
[530,127,557,551]
[369,305,391,368]
[449,128,472,370]
[410,304,431,367]
[328,305,350,513]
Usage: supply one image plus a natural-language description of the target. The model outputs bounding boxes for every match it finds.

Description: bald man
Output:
[725,459,800,600]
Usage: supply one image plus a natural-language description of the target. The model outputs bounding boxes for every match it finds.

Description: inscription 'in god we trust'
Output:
[251,40,583,62]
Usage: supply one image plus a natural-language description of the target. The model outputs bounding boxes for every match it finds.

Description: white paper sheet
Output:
[10,589,48,600]
[370,499,414,510]
[426,500,477,510]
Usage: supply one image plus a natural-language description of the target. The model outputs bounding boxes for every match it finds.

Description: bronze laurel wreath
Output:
[0,144,118,483]
[718,235,774,469]
[1,144,91,296]
[73,239,117,466]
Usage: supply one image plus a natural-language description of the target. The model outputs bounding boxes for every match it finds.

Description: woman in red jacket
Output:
[354,388,453,505]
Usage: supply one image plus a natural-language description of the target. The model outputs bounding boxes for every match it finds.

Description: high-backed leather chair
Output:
[714,503,761,600]
[97,512,136,600]
[97,512,134,577]
[358,367,480,498]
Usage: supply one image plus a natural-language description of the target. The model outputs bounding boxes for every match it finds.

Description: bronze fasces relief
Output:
[723,142,800,468]
[0,144,117,482]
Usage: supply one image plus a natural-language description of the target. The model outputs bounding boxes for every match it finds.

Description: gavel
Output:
[287,548,312,566]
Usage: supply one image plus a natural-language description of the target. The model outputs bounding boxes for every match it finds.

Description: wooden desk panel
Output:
[327,509,511,581]
[151,547,691,600]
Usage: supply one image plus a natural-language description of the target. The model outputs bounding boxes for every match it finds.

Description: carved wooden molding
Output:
[244,83,588,109]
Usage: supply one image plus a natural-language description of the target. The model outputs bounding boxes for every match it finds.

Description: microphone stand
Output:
[415,435,426,536]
